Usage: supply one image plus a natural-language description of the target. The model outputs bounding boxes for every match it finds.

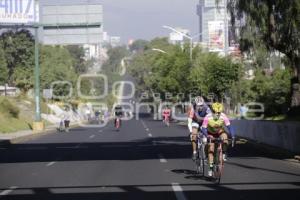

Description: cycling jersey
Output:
[202,113,231,135]
[162,109,171,117]
[189,104,210,123]
[187,104,210,133]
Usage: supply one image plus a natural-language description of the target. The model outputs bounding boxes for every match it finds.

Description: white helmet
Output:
[191,122,199,128]
[194,96,205,106]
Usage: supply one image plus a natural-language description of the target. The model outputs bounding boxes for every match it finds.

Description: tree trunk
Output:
[290,58,300,110]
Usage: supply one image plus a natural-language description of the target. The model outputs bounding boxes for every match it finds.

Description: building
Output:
[110,36,121,47]
[102,32,121,47]
[39,0,103,58]
[0,85,19,96]
[197,0,239,54]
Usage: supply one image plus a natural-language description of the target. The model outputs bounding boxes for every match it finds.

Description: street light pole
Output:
[34,25,41,122]
[162,25,204,62]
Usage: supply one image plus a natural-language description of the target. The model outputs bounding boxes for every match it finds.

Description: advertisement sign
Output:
[0,0,39,24]
[208,20,225,52]
[43,89,53,99]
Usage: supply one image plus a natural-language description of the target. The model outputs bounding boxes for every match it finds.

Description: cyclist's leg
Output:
[208,140,215,166]
[191,127,199,160]
[191,127,198,151]
[220,132,228,160]
[207,136,215,176]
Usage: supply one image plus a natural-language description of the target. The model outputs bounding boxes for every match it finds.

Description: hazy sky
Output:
[41,0,200,43]
[100,0,199,43]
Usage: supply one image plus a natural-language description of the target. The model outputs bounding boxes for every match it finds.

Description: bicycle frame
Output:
[163,115,170,126]
[208,137,225,184]
[195,134,206,176]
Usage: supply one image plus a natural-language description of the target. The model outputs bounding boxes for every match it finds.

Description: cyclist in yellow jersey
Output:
[201,102,235,177]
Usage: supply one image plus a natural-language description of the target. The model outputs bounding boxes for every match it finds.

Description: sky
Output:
[41,0,200,43]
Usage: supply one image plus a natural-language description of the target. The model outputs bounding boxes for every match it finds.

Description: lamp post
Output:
[162,25,204,62]
[34,24,41,122]
[152,48,168,54]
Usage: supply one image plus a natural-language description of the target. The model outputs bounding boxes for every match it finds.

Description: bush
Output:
[240,69,291,117]
[0,98,20,118]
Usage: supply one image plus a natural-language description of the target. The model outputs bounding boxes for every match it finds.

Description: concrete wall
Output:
[232,120,300,153]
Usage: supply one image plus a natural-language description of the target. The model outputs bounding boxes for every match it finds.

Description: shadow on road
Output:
[0,183,300,200]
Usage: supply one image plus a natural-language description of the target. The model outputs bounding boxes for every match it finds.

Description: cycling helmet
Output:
[194,96,205,106]
[212,102,223,113]
[191,122,199,128]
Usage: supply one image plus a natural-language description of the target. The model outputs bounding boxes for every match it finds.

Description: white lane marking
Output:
[172,183,187,200]
[98,130,103,133]
[0,186,18,196]
[46,162,56,167]
[89,135,95,139]
[158,154,167,163]
[148,133,153,137]
[146,128,149,132]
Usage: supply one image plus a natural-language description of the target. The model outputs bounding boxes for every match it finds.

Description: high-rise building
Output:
[197,0,229,54]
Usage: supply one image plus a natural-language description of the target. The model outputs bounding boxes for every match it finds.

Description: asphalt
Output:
[0,113,300,200]
[0,77,300,200]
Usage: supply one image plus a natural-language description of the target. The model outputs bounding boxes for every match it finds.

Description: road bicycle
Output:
[208,137,234,184]
[163,115,170,127]
[194,134,206,176]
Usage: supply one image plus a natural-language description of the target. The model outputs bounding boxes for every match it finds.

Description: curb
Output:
[0,123,80,145]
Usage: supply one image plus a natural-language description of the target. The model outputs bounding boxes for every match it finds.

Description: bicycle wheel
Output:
[199,144,205,176]
[195,155,201,174]
[213,149,223,184]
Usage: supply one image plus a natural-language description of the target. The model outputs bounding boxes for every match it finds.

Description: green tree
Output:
[190,52,240,99]
[240,69,291,116]
[227,0,300,109]
[0,42,8,85]
[0,30,34,91]
[129,39,149,52]
[40,46,77,98]
[129,38,192,101]
[102,46,129,73]
[66,45,88,74]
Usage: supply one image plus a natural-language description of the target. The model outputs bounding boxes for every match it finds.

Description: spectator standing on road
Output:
[62,108,71,132]
[240,104,248,119]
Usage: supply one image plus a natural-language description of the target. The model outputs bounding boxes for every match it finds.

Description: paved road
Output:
[1,78,300,200]
[0,114,300,200]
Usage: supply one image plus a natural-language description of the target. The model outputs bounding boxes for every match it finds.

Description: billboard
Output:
[41,4,102,45]
[208,21,225,52]
[0,0,39,24]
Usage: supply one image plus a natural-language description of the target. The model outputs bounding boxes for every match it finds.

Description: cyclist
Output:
[187,96,211,160]
[114,105,123,128]
[162,105,171,126]
[201,102,235,177]
[61,107,71,132]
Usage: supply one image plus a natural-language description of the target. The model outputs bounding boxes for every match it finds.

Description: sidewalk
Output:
[0,125,56,145]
